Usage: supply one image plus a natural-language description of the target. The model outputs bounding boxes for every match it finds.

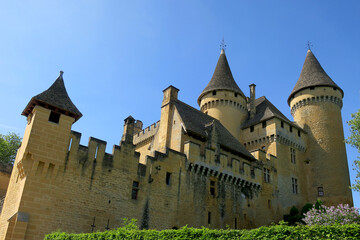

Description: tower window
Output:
[250,126,254,132]
[292,177,298,194]
[310,87,315,90]
[235,93,238,97]
[298,130,301,137]
[281,121,284,128]
[289,126,293,132]
[49,111,60,124]
[208,211,211,224]
[166,172,171,185]
[263,168,270,183]
[290,148,296,164]
[210,180,216,196]
[262,121,267,128]
[212,90,216,96]
[131,181,139,200]
[318,187,324,196]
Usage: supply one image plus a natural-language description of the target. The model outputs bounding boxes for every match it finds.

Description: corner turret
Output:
[22,71,82,122]
[198,49,248,139]
[289,50,352,206]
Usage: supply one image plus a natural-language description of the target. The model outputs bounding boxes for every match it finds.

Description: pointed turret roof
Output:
[287,50,343,105]
[22,71,82,121]
[198,49,245,104]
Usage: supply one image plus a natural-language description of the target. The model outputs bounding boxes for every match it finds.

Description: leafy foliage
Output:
[303,203,360,226]
[283,202,313,225]
[44,223,360,240]
[346,109,360,191]
[0,132,22,164]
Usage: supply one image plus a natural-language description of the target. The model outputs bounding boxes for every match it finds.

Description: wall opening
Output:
[166,172,171,185]
[49,111,60,124]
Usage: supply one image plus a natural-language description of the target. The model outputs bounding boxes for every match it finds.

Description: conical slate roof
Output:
[22,71,82,121]
[198,49,245,105]
[287,50,343,105]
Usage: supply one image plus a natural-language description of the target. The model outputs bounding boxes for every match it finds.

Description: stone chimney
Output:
[162,85,179,107]
[134,120,143,135]
[121,116,135,143]
[249,84,256,119]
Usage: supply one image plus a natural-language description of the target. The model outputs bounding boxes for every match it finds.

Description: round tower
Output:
[198,49,248,139]
[288,50,353,206]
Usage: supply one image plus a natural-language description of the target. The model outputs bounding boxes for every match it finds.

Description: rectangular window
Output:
[281,121,284,128]
[49,111,60,124]
[318,187,324,196]
[262,121,267,128]
[290,148,296,164]
[268,200,271,209]
[166,172,171,185]
[235,217,237,229]
[290,126,293,132]
[131,181,139,200]
[263,168,270,183]
[298,130,301,137]
[208,212,211,224]
[292,177,298,194]
[210,180,215,196]
[250,126,254,132]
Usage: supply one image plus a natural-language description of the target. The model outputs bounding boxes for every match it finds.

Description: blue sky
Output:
[1,1,359,208]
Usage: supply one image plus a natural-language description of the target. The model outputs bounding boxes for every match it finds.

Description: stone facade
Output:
[0,49,353,239]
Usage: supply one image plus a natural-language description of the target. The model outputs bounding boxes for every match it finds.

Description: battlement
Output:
[183,141,262,191]
[133,121,160,145]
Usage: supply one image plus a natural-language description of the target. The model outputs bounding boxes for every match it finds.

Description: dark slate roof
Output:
[198,50,245,104]
[288,50,343,105]
[173,100,254,160]
[22,71,82,121]
[242,96,302,130]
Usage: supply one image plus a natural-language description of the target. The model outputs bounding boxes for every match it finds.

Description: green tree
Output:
[346,109,360,192]
[0,132,22,164]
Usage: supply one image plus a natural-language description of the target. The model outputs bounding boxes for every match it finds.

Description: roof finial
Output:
[59,70,64,77]
[306,41,313,51]
[220,37,226,52]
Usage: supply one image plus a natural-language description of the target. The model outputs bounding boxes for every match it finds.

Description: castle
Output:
[0,48,353,239]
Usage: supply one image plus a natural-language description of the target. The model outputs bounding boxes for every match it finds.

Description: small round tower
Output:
[198,49,248,139]
[288,50,352,206]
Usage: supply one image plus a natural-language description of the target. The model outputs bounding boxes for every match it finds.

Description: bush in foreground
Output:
[303,204,360,226]
[45,223,360,240]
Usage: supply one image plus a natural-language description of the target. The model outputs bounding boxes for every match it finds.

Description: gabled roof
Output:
[22,71,82,121]
[173,100,254,161]
[242,96,302,131]
[288,50,343,105]
[198,50,245,104]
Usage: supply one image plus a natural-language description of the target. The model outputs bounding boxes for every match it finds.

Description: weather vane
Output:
[220,37,226,51]
[306,41,313,50]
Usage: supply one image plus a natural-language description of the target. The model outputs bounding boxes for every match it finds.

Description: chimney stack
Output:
[121,116,135,143]
[249,84,256,119]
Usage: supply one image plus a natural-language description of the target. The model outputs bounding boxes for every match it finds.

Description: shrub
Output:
[45,224,360,240]
[303,203,360,226]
